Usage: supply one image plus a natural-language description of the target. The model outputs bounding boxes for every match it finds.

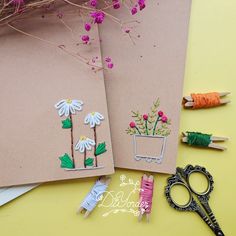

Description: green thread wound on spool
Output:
[186,132,212,147]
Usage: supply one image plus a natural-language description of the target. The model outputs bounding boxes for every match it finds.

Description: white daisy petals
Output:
[55,99,66,109]
[69,106,75,115]
[96,113,104,120]
[58,106,66,117]
[87,138,95,146]
[55,99,83,117]
[84,112,104,128]
[75,136,95,153]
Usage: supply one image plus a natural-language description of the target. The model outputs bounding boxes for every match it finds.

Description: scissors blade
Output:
[199,199,225,236]
[195,205,220,235]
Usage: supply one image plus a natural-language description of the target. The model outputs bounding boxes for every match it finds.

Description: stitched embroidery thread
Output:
[55,99,83,168]
[126,99,171,164]
[55,99,107,171]
[84,112,107,167]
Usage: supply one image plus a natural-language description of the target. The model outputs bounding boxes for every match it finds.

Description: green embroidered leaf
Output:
[126,127,136,135]
[167,119,171,125]
[61,118,72,129]
[59,153,74,169]
[85,158,94,166]
[95,142,107,156]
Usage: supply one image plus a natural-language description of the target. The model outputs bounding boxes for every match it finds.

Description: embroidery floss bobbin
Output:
[138,174,154,222]
[182,132,228,150]
[182,92,230,109]
[77,176,110,218]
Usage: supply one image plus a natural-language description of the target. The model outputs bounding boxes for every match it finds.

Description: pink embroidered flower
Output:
[158,111,163,117]
[81,35,90,44]
[143,114,148,120]
[89,0,97,7]
[131,7,138,15]
[130,121,136,128]
[107,62,114,69]
[84,23,91,32]
[161,116,168,123]
[90,11,105,24]
[113,0,121,9]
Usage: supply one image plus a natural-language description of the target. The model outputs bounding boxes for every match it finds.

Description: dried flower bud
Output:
[131,7,138,15]
[84,23,91,32]
[90,0,97,7]
[113,0,121,9]
[107,62,114,69]
[81,35,90,44]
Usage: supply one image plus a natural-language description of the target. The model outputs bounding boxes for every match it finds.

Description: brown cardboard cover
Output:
[100,0,192,174]
[0,9,114,187]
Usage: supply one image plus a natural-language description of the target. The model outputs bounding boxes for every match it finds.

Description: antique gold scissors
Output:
[165,165,224,236]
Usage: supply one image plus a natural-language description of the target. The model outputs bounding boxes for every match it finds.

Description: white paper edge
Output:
[0,184,39,206]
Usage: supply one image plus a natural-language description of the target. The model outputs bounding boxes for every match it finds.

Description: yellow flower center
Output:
[80,136,86,141]
[91,112,96,116]
[66,99,72,104]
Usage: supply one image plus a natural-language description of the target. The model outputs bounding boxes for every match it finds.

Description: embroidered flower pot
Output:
[126,99,171,164]
[133,134,167,164]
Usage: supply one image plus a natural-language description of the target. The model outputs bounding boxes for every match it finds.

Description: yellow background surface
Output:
[0,0,235,235]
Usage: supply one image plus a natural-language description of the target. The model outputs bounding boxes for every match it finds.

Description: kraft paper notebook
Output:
[100,0,192,174]
[0,7,114,187]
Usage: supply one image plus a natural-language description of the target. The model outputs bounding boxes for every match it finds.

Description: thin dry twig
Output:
[0,0,142,69]
[7,22,103,70]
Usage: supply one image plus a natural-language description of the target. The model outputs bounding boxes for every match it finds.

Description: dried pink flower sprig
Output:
[0,0,147,70]
[131,0,146,15]
[105,57,114,69]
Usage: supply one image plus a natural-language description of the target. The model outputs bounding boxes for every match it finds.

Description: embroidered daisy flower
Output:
[84,112,104,128]
[75,136,95,153]
[55,99,83,117]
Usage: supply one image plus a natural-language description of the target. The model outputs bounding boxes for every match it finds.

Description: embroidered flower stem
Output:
[135,127,141,135]
[93,126,98,167]
[145,120,148,135]
[152,116,160,135]
[69,114,75,166]
[84,149,87,168]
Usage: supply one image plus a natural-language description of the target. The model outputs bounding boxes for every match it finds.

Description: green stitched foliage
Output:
[148,98,160,124]
[131,111,146,134]
[59,153,74,169]
[95,142,107,156]
[85,158,94,166]
[126,99,171,137]
[61,118,72,129]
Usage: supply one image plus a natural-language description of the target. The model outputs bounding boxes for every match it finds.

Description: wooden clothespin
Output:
[182,92,230,109]
[138,174,154,222]
[77,176,111,218]
[182,132,228,150]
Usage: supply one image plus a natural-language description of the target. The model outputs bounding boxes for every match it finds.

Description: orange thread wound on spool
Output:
[191,92,221,109]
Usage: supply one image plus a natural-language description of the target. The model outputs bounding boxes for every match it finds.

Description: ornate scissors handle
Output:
[165,165,224,236]
[179,165,224,236]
